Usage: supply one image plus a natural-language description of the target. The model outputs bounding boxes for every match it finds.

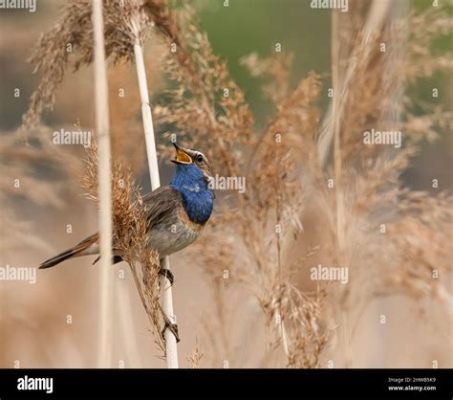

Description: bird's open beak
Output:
[172,143,193,164]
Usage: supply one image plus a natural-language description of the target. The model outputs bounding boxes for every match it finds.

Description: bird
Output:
[38,143,215,284]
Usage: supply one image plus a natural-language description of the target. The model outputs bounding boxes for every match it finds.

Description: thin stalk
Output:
[275,145,289,360]
[116,277,143,367]
[326,1,393,367]
[331,8,351,368]
[317,0,392,166]
[133,41,179,368]
[92,0,114,368]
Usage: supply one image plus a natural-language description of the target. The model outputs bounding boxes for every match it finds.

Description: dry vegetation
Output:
[82,143,164,353]
[1,0,452,367]
[152,0,453,367]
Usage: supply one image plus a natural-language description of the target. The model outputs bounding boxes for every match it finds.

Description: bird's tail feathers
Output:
[39,234,99,269]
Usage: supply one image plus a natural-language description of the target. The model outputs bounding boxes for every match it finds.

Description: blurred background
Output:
[0,0,452,368]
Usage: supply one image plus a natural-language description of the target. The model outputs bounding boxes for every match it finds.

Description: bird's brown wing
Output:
[143,185,183,230]
[39,186,182,269]
[51,187,181,267]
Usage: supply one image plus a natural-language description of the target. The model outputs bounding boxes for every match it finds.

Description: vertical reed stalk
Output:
[116,280,143,367]
[275,146,289,359]
[330,9,351,367]
[92,0,114,367]
[133,41,179,368]
[317,0,392,166]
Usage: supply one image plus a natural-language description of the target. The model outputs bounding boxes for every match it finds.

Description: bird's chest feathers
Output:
[171,165,214,225]
[179,185,213,224]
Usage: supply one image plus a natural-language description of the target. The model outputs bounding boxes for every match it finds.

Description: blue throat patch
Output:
[170,163,214,224]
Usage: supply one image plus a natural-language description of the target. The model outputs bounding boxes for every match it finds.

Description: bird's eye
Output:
[196,154,203,163]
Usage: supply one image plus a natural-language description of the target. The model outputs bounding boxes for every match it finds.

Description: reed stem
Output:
[92,0,114,368]
[133,41,179,368]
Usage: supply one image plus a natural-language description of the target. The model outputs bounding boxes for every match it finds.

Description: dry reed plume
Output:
[83,143,164,353]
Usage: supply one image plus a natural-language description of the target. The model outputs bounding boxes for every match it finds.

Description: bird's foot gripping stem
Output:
[161,315,180,343]
[158,267,174,286]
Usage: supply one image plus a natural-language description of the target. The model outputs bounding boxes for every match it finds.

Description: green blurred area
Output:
[196,0,331,128]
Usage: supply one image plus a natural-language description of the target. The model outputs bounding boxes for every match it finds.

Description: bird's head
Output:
[171,143,212,180]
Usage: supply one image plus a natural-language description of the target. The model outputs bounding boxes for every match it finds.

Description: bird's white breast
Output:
[148,219,202,257]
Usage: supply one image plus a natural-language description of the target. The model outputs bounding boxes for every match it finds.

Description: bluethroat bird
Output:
[39,143,215,284]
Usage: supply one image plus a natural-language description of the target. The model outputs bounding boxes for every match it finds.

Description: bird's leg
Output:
[158,268,174,286]
[158,257,175,286]
[158,259,179,341]
[161,320,180,343]
[159,305,180,343]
